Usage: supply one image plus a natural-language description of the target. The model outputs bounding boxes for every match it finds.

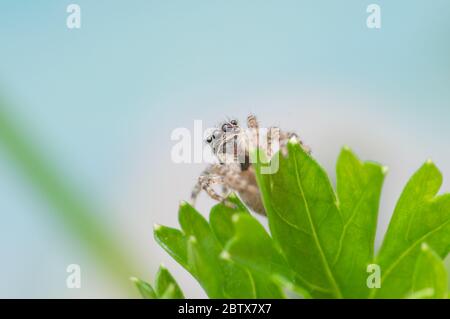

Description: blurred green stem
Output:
[0,98,139,296]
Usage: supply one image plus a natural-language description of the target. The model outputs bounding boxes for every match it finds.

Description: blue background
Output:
[0,1,449,297]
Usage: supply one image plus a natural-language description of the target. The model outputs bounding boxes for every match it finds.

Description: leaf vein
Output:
[291,149,343,298]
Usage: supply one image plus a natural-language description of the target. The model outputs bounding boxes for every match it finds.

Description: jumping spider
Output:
[191,115,310,216]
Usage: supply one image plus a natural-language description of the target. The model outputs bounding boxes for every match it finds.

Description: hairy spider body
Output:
[191,115,310,216]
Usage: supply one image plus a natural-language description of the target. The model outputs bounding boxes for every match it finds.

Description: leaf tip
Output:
[220,250,231,260]
[426,158,434,165]
[188,235,197,244]
[228,192,238,200]
[153,223,162,231]
[382,165,389,175]
[179,200,190,208]
[420,242,430,251]
[288,135,299,145]
[129,276,139,283]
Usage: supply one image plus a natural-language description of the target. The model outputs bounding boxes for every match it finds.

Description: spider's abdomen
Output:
[237,167,266,216]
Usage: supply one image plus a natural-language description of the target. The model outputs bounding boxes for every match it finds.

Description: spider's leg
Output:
[278,131,312,157]
[221,184,230,197]
[199,174,237,209]
[247,114,259,129]
[190,164,238,208]
[190,164,217,206]
[190,182,202,207]
[199,174,225,202]
[266,126,281,158]
[246,114,260,150]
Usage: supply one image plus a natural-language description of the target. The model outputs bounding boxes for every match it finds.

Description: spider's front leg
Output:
[247,114,259,130]
[268,128,311,157]
[246,114,260,149]
[266,126,279,158]
[190,164,237,209]
[191,165,219,205]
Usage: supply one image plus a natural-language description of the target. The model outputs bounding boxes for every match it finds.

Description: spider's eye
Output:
[222,123,229,132]
[230,119,238,125]
[206,136,212,143]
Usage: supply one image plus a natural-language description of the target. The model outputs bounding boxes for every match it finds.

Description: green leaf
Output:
[180,202,252,298]
[252,143,385,298]
[210,196,288,298]
[224,213,306,298]
[154,225,189,270]
[220,259,257,299]
[406,288,435,299]
[154,139,450,299]
[155,265,185,299]
[372,161,450,298]
[334,148,385,297]
[156,201,257,298]
[132,266,184,299]
[155,198,290,298]
[253,141,345,298]
[209,193,250,246]
[225,214,290,278]
[131,277,157,299]
[409,243,448,299]
[271,274,310,299]
[179,202,222,259]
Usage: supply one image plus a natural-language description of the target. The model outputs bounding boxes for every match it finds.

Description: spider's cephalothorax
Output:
[191,115,310,216]
[205,119,244,163]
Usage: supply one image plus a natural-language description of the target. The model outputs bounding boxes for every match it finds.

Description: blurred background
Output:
[0,0,449,298]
